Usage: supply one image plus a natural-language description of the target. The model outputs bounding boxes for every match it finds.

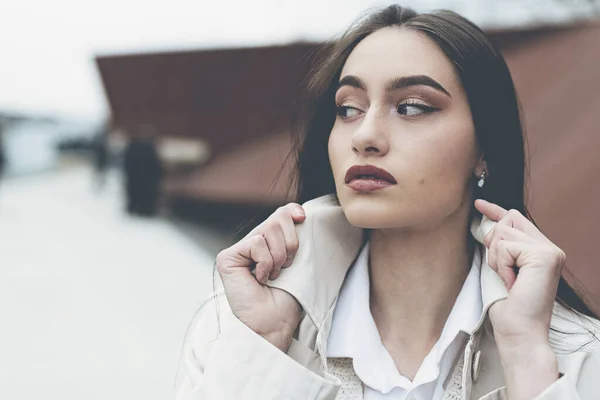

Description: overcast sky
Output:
[0,0,597,122]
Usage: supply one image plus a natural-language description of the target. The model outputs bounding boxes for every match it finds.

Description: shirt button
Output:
[471,349,482,382]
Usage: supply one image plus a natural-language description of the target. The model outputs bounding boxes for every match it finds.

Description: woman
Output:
[175,5,600,399]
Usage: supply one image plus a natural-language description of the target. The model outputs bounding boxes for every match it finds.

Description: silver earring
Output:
[477,171,487,188]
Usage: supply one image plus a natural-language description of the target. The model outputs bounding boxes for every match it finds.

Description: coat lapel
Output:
[267,195,363,329]
[268,194,511,399]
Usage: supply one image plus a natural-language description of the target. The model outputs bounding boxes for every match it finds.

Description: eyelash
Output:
[335,100,439,119]
[397,100,439,115]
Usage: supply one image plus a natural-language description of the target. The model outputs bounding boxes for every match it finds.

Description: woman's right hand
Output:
[216,203,306,352]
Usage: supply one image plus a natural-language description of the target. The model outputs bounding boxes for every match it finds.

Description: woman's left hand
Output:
[475,199,562,399]
[475,199,565,342]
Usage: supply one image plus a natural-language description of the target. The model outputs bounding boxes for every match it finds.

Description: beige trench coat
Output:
[174,195,600,400]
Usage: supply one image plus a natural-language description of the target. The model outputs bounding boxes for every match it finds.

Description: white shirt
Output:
[327,243,483,400]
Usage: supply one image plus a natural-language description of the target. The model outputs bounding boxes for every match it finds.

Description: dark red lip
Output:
[344,165,397,184]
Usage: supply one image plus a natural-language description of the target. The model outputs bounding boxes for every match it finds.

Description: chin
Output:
[339,195,408,229]
[345,215,393,229]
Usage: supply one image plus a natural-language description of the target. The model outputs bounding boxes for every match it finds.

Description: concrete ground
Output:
[0,166,224,400]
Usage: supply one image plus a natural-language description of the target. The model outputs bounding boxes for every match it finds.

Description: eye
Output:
[397,100,439,116]
[336,105,362,119]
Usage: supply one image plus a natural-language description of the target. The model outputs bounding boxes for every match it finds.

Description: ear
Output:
[474,155,488,178]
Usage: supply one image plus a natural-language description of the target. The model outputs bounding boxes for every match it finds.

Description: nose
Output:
[351,110,389,157]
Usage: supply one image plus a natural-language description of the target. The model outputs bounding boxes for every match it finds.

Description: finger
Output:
[484,224,534,275]
[283,203,306,223]
[244,203,305,239]
[249,235,275,285]
[484,226,510,268]
[278,215,300,269]
[487,235,498,272]
[503,209,531,232]
[271,204,304,271]
[484,223,533,248]
[217,235,273,284]
[262,224,288,281]
[474,199,508,222]
[504,209,546,239]
[495,240,518,290]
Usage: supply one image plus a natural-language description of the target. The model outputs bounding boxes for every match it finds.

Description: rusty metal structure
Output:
[96,23,600,309]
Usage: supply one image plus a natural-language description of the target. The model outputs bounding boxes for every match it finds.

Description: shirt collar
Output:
[326,242,371,359]
[267,194,508,361]
[434,249,483,361]
[326,241,484,392]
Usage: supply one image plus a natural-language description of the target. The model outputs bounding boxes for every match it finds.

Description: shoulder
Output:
[551,302,600,348]
[182,272,263,354]
[182,289,228,353]
[550,303,600,388]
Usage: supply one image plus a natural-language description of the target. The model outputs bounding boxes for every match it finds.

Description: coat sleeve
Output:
[527,311,600,400]
[532,344,600,400]
[172,291,341,400]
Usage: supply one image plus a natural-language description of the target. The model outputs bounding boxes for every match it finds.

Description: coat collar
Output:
[268,194,508,334]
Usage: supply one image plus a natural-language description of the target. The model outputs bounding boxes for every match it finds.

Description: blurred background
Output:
[0,0,599,399]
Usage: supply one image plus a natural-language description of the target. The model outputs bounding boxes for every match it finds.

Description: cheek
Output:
[413,126,477,196]
[328,127,347,178]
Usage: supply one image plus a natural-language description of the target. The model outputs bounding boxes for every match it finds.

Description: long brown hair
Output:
[291,5,598,320]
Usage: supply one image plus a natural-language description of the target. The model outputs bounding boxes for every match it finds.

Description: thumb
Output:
[291,205,306,223]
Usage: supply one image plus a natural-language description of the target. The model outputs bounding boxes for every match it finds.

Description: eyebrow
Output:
[337,74,451,98]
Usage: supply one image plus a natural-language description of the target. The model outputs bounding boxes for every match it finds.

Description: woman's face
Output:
[328,26,484,230]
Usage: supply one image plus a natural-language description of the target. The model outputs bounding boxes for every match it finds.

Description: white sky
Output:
[0,0,597,122]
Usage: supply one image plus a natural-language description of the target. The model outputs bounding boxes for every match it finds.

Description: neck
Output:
[368,207,473,379]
